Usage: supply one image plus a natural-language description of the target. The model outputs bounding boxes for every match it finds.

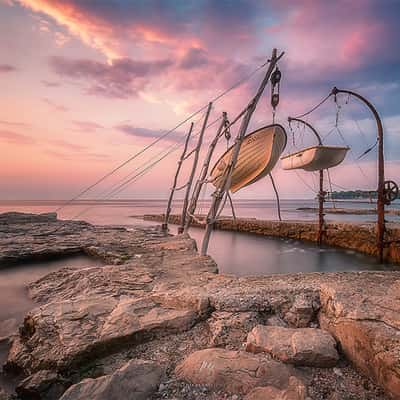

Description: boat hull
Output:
[281,145,349,171]
[210,124,287,193]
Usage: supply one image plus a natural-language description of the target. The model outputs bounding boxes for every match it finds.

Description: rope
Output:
[292,93,332,119]
[67,116,223,222]
[294,170,318,193]
[326,169,336,209]
[54,60,271,213]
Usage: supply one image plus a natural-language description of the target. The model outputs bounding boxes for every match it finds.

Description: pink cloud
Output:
[0,130,35,145]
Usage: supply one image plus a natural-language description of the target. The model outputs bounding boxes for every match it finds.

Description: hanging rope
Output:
[326,169,336,209]
[294,170,318,193]
[292,93,332,119]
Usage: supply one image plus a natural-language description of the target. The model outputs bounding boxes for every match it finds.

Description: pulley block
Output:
[270,68,281,86]
[271,93,280,109]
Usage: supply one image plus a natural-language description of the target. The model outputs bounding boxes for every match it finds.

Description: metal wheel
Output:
[383,180,399,204]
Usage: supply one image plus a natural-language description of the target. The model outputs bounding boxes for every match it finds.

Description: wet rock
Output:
[246,325,339,367]
[244,376,307,400]
[175,348,302,395]
[319,277,400,398]
[6,296,197,373]
[59,359,164,400]
[207,311,262,348]
[16,370,70,400]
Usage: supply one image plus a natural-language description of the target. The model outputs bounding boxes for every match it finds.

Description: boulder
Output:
[244,376,307,400]
[283,294,320,328]
[246,325,339,367]
[59,359,164,400]
[319,277,400,399]
[175,348,302,395]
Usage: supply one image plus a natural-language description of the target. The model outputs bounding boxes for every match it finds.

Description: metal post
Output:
[184,112,228,233]
[288,117,324,244]
[331,87,385,262]
[201,48,284,255]
[178,102,212,234]
[318,169,324,245]
[162,123,194,231]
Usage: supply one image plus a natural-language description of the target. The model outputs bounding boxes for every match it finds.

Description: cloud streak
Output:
[0,129,35,145]
[49,56,173,98]
[0,64,16,73]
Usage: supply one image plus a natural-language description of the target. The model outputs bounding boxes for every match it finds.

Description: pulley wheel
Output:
[383,180,399,204]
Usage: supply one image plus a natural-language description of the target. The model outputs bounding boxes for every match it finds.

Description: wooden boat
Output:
[210,124,287,193]
[281,145,349,171]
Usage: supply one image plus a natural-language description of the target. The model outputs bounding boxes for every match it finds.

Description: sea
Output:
[1,198,399,278]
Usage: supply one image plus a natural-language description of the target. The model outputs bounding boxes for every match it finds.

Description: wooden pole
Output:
[178,102,212,234]
[201,48,284,255]
[269,172,282,221]
[331,87,385,262]
[184,112,228,233]
[162,123,194,231]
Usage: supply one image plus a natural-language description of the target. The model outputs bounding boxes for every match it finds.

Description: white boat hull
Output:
[210,124,287,193]
[281,145,349,171]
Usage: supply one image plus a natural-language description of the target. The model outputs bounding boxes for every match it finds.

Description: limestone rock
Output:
[283,294,320,328]
[16,370,70,400]
[244,376,307,400]
[175,348,301,395]
[6,295,197,373]
[59,359,164,400]
[246,325,339,367]
[207,311,262,347]
[319,277,400,398]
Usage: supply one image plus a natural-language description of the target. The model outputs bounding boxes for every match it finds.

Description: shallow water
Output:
[0,255,103,323]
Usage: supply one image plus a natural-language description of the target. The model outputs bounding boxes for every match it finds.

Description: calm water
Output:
[0,199,397,277]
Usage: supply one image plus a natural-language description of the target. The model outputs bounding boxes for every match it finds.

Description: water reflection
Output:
[185,227,391,276]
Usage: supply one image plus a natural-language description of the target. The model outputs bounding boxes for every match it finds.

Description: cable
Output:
[292,93,332,119]
[55,60,271,213]
[67,116,223,222]
[294,170,317,193]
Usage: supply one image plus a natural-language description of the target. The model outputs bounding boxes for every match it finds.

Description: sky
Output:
[0,0,400,200]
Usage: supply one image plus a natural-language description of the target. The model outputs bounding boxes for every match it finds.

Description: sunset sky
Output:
[1,0,400,200]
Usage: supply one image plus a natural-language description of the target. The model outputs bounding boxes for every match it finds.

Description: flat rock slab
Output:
[59,359,164,400]
[175,348,304,395]
[246,325,339,367]
[319,276,400,398]
[6,295,197,373]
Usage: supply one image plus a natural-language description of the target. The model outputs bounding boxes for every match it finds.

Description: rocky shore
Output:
[0,212,399,399]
